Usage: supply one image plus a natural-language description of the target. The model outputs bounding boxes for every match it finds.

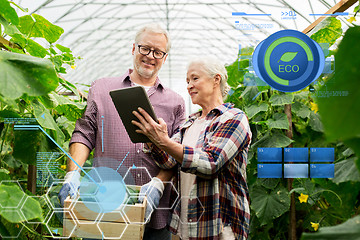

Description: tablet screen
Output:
[109,86,157,143]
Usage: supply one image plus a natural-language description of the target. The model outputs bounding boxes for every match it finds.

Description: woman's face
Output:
[186,63,218,107]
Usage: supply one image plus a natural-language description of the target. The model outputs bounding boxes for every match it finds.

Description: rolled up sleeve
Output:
[69,82,98,151]
[151,129,183,169]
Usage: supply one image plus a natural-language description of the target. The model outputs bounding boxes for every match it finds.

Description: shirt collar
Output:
[213,102,234,114]
[183,103,234,129]
[123,69,164,90]
[188,102,234,119]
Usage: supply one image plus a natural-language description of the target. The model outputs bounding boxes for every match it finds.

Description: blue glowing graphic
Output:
[252,30,325,92]
[80,167,127,213]
[257,147,334,178]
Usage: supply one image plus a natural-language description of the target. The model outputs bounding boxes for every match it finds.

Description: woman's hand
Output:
[132,107,170,148]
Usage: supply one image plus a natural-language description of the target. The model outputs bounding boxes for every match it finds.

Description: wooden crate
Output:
[63,186,146,239]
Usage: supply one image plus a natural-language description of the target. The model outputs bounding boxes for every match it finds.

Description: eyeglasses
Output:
[136,44,167,59]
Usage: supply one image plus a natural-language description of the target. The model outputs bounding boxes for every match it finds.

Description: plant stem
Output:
[285,103,296,240]
[0,124,9,167]
[20,222,42,237]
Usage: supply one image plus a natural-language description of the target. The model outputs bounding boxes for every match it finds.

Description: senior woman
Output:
[132,57,251,240]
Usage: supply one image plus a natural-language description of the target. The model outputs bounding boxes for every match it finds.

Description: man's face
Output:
[132,31,168,79]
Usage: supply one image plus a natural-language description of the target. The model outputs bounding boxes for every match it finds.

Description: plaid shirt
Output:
[152,103,251,240]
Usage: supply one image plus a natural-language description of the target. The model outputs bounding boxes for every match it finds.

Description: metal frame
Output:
[14,0,356,97]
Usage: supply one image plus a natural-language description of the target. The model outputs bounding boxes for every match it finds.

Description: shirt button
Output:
[189,219,192,222]
[137,174,141,178]
[137,149,140,153]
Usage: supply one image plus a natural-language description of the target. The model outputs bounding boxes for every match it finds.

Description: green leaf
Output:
[0,184,25,210]
[49,93,85,121]
[292,102,311,119]
[0,169,10,181]
[32,101,57,131]
[20,196,43,222]
[241,86,259,102]
[245,103,268,119]
[0,51,58,99]
[292,179,316,195]
[317,27,360,143]
[259,178,280,190]
[250,185,290,226]
[226,58,249,88]
[301,215,360,240]
[226,87,244,109]
[55,44,71,53]
[311,18,342,47]
[267,113,289,130]
[31,14,64,43]
[0,217,21,238]
[278,52,297,62]
[269,94,294,106]
[3,154,22,168]
[9,33,27,48]
[9,2,28,13]
[17,15,34,35]
[0,96,19,111]
[0,210,24,223]
[56,116,75,137]
[0,0,19,25]
[344,138,360,171]
[49,92,85,109]
[58,77,80,99]
[56,104,85,122]
[253,132,294,148]
[0,109,21,119]
[11,32,49,58]
[13,130,42,165]
[25,39,49,58]
[38,94,56,109]
[342,148,355,158]
[0,16,20,36]
[17,14,64,43]
[32,100,65,144]
[308,111,324,132]
[332,157,360,184]
[0,184,42,223]
[239,46,254,56]
[226,47,255,88]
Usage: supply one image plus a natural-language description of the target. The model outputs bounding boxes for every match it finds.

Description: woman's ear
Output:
[214,74,221,86]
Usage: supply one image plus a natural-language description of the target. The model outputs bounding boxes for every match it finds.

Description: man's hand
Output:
[58,170,81,207]
[138,177,164,222]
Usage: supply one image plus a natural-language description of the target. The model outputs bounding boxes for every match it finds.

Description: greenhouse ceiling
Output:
[14,0,357,113]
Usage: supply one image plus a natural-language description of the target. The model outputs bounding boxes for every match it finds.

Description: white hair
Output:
[188,56,230,98]
[135,23,171,52]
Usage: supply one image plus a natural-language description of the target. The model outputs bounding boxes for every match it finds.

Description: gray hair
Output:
[135,23,171,52]
[188,56,230,98]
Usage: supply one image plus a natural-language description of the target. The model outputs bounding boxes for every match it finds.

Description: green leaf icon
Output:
[278,52,298,62]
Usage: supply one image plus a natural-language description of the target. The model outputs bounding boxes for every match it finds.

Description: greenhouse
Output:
[0,0,359,239]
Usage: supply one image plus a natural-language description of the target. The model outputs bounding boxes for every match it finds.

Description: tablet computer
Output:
[109,86,157,143]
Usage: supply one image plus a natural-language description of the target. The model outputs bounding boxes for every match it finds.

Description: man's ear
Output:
[162,53,168,64]
[132,43,136,55]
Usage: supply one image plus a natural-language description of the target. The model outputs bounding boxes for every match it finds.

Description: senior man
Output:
[58,23,185,240]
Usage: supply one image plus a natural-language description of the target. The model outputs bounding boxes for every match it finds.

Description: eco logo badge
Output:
[252,30,325,92]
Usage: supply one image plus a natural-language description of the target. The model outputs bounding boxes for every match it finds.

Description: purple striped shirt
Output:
[70,69,186,229]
